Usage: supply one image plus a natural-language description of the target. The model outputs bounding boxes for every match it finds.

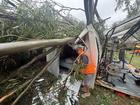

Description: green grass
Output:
[113,51,140,68]
[79,85,140,105]
[125,51,140,68]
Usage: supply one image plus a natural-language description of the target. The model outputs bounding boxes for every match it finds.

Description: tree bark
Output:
[0,37,75,56]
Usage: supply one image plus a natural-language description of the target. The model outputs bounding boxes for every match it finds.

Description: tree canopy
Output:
[0,0,85,42]
[115,0,140,18]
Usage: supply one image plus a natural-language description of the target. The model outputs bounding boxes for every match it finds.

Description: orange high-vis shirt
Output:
[134,50,139,53]
[80,63,96,74]
[77,47,96,74]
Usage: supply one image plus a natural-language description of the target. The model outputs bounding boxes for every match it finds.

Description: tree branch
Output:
[0,13,16,21]
[0,79,31,103]
[49,0,85,12]
[93,0,98,20]
[5,0,17,8]
[47,4,74,25]
[0,47,56,85]
[11,48,62,105]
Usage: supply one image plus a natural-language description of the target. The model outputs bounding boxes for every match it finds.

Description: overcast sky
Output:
[0,0,128,27]
[54,0,127,27]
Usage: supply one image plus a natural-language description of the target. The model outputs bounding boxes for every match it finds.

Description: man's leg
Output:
[81,74,93,98]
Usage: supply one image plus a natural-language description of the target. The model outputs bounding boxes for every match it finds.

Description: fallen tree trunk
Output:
[0,37,75,56]
[11,48,62,105]
[0,79,31,103]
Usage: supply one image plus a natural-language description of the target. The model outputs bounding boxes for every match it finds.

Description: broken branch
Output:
[16,47,56,75]
[49,0,84,12]
[0,13,16,21]
[0,47,55,84]
[0,79,31,103]
[11,48,62,105]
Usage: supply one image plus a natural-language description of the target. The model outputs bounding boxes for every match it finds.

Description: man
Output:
[76,46,95,98]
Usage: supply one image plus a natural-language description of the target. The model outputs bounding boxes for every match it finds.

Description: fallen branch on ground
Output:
[0,47,55,84]
[16,47,56,75]
[0,79,31,103]
[11,47,62,105]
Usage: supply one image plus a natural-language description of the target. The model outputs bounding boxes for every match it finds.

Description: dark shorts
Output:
[83,74,95,87]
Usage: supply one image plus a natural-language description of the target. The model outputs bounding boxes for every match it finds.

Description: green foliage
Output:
[125,51,140,68]
[15,1,58,39]
[94,22,106,42]
[73,63,85,80]
[0,0,84,42]
[58,87,67,105]
[70,63,85,85]
[115,0,140,18]
[113,50,140,68]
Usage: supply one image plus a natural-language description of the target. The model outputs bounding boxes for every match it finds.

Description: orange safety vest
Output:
[78,54,96,74]
[134,50,138,53]
[134,50,139,53]
[76,47,96,74]
[80,63,96,74]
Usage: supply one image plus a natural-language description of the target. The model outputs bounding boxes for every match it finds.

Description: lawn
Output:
[113,50,140,68]
[79,85,140,105]
[125,51,140,68]
[79,50,140,105]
